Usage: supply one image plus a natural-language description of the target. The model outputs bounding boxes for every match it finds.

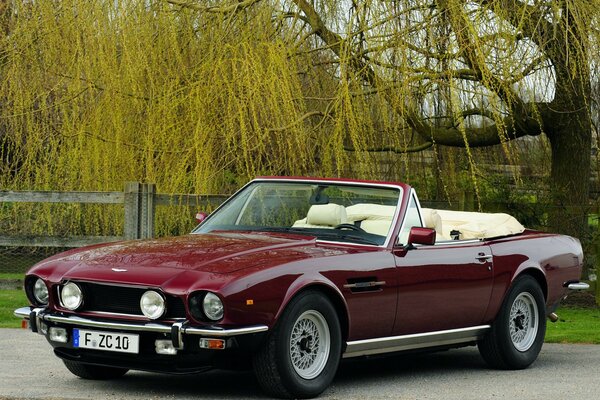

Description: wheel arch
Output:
[512,266,548,302]
[275,280,350,345]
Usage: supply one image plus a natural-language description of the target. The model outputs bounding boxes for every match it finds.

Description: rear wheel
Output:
[478,275,546,369]
[62,360,128,380]
[253,290,342,399]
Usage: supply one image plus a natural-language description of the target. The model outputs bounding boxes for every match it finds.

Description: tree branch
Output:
[344,141,433,154]
[266,111,328,132]
[165,0,262,13]
[291,0,543,150]
[407,103,544,148]
[478,0,552,50]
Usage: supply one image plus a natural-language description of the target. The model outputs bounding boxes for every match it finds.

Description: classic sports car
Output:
[16,177,588,398]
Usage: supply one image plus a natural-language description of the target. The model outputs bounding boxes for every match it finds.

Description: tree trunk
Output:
[547,115,592,241]
[544,6,592,256]
[545,66,592,268]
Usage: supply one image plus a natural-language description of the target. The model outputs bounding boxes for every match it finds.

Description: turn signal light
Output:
[199,338,225,350]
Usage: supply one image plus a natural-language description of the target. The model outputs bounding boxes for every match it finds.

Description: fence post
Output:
[140,183,156,239]
[124,182,141,240]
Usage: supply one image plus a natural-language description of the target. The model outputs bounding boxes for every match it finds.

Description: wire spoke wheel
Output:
[253,291,341,398]
[508,292,538,352]
[478,275,546,370]
[289,310,330,380]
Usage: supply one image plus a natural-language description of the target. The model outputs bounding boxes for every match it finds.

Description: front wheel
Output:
[478,275,546,369]
[252,290,342,399]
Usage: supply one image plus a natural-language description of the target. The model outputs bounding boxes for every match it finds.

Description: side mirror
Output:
[407,227,436,246]
[195,212,209,224]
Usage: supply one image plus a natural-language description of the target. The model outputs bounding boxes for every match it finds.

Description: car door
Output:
[392,241,494,335]
[321,250,398,340]
[391,192,494,336]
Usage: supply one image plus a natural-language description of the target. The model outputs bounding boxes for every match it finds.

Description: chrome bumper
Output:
[566,282,590,291]
[14,306,268,339]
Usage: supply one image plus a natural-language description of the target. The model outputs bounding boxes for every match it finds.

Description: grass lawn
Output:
[545,307,600,344]
[0,273,25,281]
[0,290,27,328]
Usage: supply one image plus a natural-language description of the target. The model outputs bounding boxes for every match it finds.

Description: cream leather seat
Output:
[345,204,395,236]
[292,203,348,229]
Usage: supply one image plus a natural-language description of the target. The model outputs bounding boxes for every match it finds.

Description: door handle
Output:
[344,281,386,289]
[476,254,493,262]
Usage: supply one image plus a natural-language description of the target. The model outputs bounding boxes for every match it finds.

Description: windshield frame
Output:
[192,178,405,248]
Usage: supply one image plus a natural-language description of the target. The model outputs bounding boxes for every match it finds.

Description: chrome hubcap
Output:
[289,310,330,379]
[509,292,538,352]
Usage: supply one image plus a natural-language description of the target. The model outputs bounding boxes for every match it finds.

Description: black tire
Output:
[62,360,128,380]
[478,275,546,369]
[252,290,342,399]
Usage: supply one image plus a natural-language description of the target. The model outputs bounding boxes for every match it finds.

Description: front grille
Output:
[77,282,186,319]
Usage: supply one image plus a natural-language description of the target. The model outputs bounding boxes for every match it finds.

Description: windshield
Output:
[193,180,402,246]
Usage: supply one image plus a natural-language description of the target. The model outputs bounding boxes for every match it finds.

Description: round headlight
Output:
[61,282,83,310]
[203,292,224,321]
[33,278,49,305]
[140,290,166,320]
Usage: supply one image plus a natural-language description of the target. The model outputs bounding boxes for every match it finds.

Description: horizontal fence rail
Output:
[0,183,229,250]
[0,235,123,248]
[0,191,124,204]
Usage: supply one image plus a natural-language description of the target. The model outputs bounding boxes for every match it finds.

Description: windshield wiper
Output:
[251,227,293,233]
[250,227,380,245]
[313,231,380,246]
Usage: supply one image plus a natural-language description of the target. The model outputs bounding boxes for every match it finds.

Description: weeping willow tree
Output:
[0,0,599,240]
[0,1,323,235]
[284,0,598,239]
[170,0,598,238]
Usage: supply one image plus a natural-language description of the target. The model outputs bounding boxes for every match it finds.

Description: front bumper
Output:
[15,306,268,373]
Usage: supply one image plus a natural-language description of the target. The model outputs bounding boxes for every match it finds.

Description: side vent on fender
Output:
[343,277,386,293]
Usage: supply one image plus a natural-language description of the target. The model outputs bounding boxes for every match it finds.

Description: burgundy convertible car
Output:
[16,177,588,398]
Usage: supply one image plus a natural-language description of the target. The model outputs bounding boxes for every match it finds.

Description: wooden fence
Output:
[0,182,229,248]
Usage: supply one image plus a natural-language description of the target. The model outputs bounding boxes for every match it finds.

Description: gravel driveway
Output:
[0,328,598,399]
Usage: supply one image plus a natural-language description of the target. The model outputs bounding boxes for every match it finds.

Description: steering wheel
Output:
[333,223,366,233]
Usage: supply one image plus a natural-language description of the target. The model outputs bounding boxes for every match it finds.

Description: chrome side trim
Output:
[14,307,268,337]
[567,282,590,290]
[343,325,490,358]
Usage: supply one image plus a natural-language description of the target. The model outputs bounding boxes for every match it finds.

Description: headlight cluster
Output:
[26,277,222,323]
[189,292,224,321]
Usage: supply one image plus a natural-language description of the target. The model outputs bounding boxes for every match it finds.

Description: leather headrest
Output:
[306,204,347,226]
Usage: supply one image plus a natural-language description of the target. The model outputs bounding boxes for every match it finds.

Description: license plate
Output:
[73,329,139,354]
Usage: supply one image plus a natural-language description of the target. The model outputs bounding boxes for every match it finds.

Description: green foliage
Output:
[0,290,27,328]
[545,307,600,344]
[0,273,24,281]
[0,0,320,237]
[0,0,598,242]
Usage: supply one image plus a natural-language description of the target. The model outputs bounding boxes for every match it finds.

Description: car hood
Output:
[29,232,365,291]
[40,232,333,274]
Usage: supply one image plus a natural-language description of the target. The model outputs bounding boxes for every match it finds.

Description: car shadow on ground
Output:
[71,347,489,399]
[335,346,487,383]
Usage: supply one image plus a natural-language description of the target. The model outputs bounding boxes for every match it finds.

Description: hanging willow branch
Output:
[165,0,262,13]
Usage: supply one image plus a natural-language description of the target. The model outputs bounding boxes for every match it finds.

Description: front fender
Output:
[274,274,349,324]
